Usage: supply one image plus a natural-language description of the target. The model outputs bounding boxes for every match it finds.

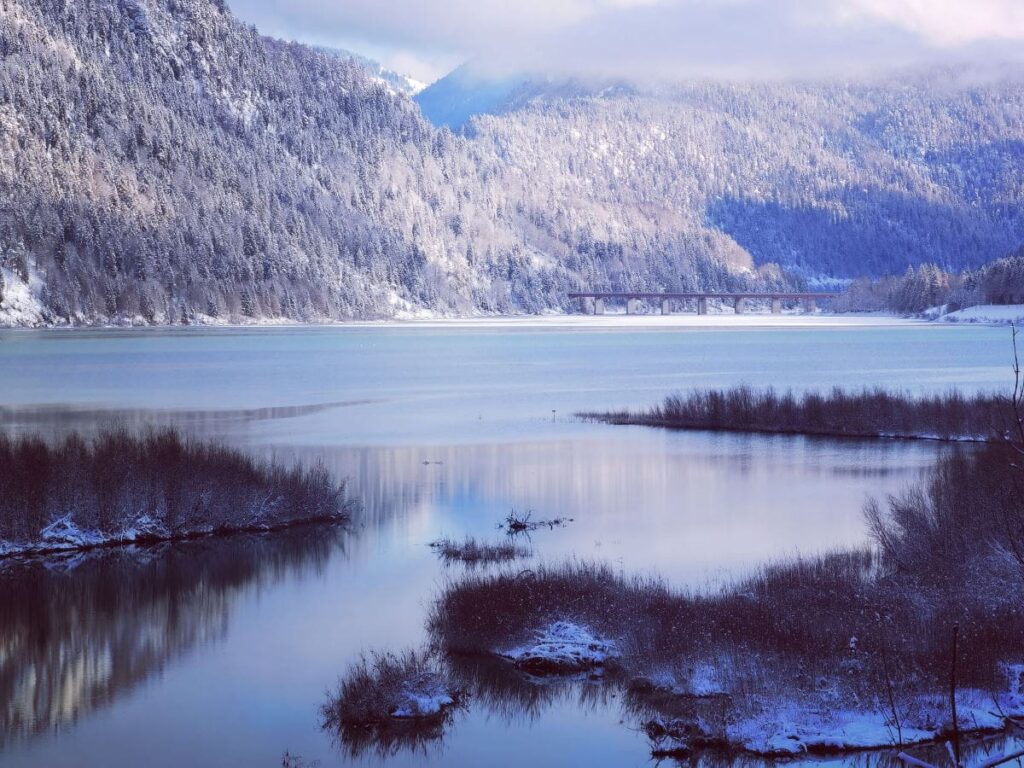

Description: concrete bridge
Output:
[567,291,837,315]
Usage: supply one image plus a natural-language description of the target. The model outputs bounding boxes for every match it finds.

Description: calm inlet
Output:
[0,321,1016,767]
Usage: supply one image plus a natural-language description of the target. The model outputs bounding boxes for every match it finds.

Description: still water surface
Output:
[0,322,1014,766]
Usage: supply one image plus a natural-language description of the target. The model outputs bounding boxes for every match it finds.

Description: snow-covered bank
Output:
[646,684,1024,757]
[938,304,1024,325]
[0,510,350,560]
[432,532,1024,759]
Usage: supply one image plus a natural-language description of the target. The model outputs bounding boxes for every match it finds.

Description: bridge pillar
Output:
[594,298,605,315]
[626,298,640,315]
[660,299,671,316]
[735,297,747,314]
[697,297,708,315]
[803,298,817,313]
[582,297,595,315]
[771,297,782,314]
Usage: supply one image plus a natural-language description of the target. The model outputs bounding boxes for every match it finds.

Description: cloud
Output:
[227,0,1024,83]
[847,0,1024,46]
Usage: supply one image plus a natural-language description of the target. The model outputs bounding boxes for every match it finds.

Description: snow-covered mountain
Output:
[421,66,1024,279]
[2,0,1024,326]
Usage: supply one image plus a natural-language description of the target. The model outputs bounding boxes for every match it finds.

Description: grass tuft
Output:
[429,536,530,565]
[320,649,465,758]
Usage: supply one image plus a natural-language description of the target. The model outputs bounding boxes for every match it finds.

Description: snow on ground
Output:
[1,514,176,558]
[635,663,728,697]
[0,266,45,326]
[39,516,110,550]
[649,686,1020,757]
[390,672,457,718]
[0,307,926,331]
[499,621,620,674]
[939,304,1024,324]
[662,680,1024,757]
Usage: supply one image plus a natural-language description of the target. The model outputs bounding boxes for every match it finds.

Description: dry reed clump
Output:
[320,649,465,758]
[429,536,531,565]
[0,427,353,553]
[583,386,1009,442]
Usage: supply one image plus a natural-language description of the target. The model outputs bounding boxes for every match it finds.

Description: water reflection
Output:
[0,401,372,440]
[326,652,1024,768]
[323,693,466,761]
[269,432,943,585]
[0,528,349,748]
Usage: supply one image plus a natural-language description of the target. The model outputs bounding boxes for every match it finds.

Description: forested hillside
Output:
[1,0,1024,325]
[440,74,1024,280]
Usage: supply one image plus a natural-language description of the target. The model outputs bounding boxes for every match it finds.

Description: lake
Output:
[0,319,1016,767]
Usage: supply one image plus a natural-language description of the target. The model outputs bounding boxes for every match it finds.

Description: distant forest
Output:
[833,252,1024,313]
[2,0,1024,324]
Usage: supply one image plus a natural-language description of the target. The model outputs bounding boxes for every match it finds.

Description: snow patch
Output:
[117,514,170,542]
[657,689,1015,757]
[390,673,457,718]
[939,304,1024,325]
[500,621,619,674]
[0,266,45,326]
[635,663,728,697]
[646,678,1024,757]
[39,515,107,550]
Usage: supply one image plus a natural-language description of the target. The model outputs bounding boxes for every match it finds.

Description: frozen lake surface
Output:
[0,321,1016,767]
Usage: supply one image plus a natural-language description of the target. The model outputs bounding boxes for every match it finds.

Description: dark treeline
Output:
[835,253,1024,314]
[0,428,352,552]
[583,386,1010,441]
[430,440,1024,750]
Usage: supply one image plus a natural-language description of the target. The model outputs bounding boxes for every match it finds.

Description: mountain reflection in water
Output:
[0,527,348,747]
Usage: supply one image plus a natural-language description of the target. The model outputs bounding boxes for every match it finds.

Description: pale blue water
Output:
[0,322,1013,767]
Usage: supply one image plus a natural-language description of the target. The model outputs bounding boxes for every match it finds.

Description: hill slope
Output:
[0,0,780,325]
[423,72,1024,279]
[2,0,1024,325]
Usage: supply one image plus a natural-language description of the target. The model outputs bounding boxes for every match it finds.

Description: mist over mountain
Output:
[1,0,1023,325]
[414,65,528,129]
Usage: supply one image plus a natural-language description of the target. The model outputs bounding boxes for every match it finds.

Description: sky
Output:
[226,0,1024,84]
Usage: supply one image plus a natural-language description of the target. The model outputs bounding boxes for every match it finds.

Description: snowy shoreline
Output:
[0,512,350,561]
[462,621,1024,758]
[0,312,934,332]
